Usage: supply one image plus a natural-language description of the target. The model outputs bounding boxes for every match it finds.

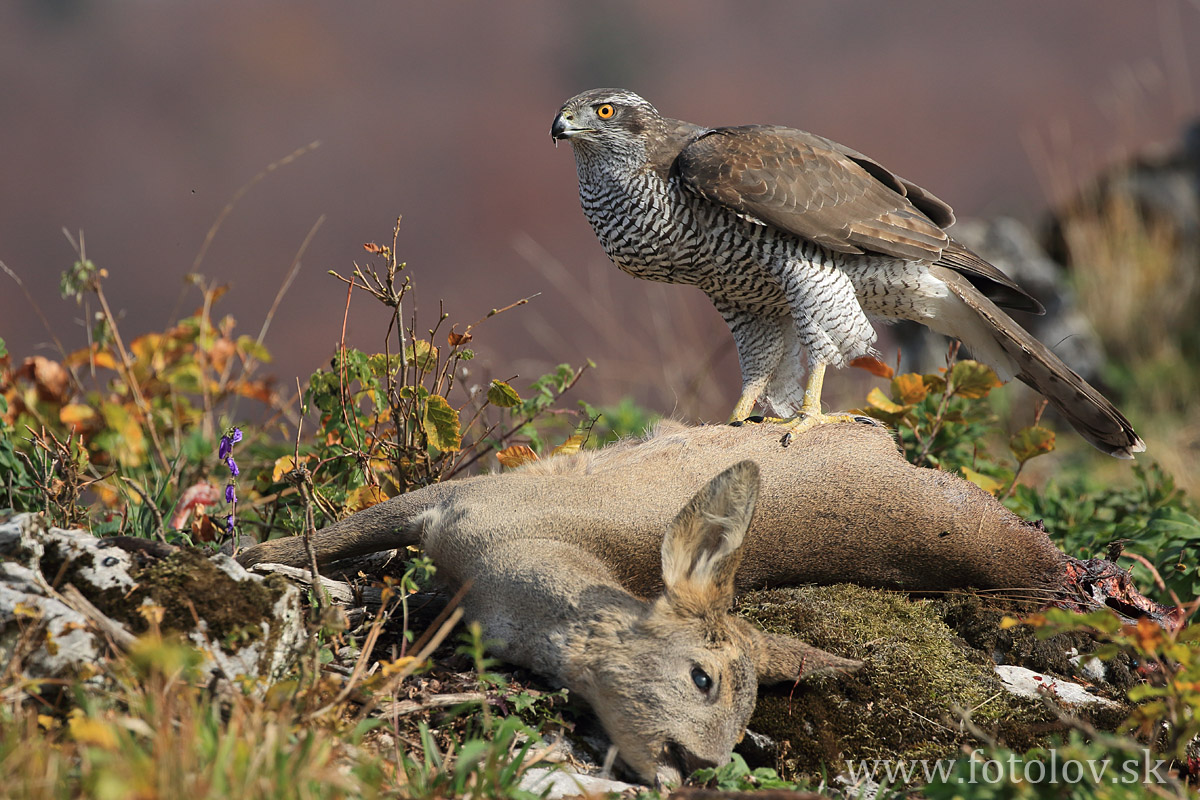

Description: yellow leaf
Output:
[497,444,538,468]
[37,714,58,731]
[890,373,928,405]
[68,715,118,750]
[380,656,418,677]
[550,434,586,457]
[865,386,910,415]
[129,333,163,369]
[345,485,388,513]
[960,466,1004,495]
[272,455,307,483]
[99,403,146,468]
[999,616,1023,630]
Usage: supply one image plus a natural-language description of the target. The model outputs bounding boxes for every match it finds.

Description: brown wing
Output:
[676,125,1043,313]
[676,125,950,261]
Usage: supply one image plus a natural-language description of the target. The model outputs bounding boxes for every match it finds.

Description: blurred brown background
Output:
[2,0,1197,421]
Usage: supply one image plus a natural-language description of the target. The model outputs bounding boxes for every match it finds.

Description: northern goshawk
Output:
[551,88,1144,458]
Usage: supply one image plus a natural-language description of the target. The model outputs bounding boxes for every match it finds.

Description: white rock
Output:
[994,664,1120,709]
[517,767,638,799]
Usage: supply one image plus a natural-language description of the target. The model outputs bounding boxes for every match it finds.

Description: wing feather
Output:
[676,125,949,261]
[676,125,1043,313]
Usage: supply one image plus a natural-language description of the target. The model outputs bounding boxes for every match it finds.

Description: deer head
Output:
[567,460,861,786]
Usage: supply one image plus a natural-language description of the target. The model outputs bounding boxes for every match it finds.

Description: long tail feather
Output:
[932,267,1145,459]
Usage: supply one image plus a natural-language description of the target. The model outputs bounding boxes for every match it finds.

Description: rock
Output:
[517,767,638,798]
[994,664,1121,710]
[0,513,306,688]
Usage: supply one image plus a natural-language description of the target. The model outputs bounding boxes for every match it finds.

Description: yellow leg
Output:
[782,361,870,432]
[728,391,760,424]
[729,361,879,433]
[800,362,827,417]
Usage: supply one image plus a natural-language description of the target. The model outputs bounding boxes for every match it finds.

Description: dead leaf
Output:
[850,355,894,379]
[497,444,538,468]
[19,356,71,403]
[346,485,388,513]
[448,329,473,346]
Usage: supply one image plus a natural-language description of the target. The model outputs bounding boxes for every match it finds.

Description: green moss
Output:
[735,585,1129,781]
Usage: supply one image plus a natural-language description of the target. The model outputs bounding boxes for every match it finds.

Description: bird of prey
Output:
[551,88,1144,458]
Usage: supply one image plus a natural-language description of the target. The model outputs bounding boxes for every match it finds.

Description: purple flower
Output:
[218,426,244,535]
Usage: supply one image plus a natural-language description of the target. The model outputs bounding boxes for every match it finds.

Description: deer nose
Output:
[665,740,719,779]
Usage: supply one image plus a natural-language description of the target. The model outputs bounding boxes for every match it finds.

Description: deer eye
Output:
[596,103,615,119]
[691,666,713,692]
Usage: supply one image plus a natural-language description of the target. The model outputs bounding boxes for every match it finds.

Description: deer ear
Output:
[661,460,759,615]
[742,623,863,684]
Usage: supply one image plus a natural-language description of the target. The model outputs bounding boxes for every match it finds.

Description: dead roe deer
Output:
[237,421,1174,785]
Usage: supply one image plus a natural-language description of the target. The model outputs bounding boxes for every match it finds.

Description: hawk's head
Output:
[551,88,662,155]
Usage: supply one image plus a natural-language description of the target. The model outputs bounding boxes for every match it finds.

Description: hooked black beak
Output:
[551,110,590,141]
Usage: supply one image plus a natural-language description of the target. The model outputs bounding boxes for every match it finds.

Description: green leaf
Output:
[235,335,272,363]
[423,394,461,452]
[948,359,1002,399]
[486,379,522,408]
[1010,425,1056,463]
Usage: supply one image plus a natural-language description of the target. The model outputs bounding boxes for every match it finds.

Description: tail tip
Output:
[1102,435,1146,460]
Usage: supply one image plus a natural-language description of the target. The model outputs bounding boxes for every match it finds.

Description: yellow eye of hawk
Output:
[596,104,615,119]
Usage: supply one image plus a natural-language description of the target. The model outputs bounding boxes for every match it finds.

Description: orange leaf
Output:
[448,329,473,346]
[59,403,98,429]
[1132,616,1164,654]
[850,355,894,379]
[890,373,928,405]
[497,444,538,468]
[346,485,388,513]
